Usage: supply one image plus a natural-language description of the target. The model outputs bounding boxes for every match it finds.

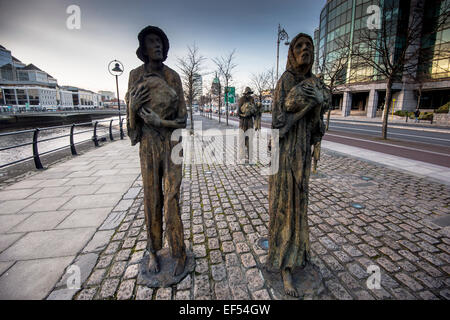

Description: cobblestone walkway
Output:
[54,116,450,300]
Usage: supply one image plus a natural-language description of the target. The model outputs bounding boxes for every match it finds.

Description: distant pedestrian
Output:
[414,109,420,123]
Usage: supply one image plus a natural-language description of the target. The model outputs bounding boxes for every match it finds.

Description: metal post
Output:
[109,119,114,140]
[32,128,44,169]
[93,121,99,147]
[115,75,124,139]
[70,124,77,155]
[276,24,281,81]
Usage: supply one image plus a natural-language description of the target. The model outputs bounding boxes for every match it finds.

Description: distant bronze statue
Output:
[126,26,188,278]
[254,102,263,131]
[238,87,256,162]
[266,33,330,297]
[238,87,256,131]
[312,141,321,174]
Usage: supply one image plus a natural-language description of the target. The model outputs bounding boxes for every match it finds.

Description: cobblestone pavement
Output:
[53,115,450,300]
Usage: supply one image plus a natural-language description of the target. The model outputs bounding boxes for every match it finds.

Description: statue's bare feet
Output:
[173,255,186,276]
[282,269,298,297]
[148,252,160,273]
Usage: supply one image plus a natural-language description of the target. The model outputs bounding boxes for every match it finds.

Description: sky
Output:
[0,0,325,97]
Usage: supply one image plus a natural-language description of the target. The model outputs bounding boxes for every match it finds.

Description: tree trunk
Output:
[381,78,394,140]
[326,109,331,131]
[189,99,194,131]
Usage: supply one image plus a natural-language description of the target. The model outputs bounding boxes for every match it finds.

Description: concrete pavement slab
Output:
[94,174,139,184]
[60,194,122,210]
[0,188,36,201]
[0,199,36,214]
[63,184,102,197]
[27,186,71,199]
[81,230,115,253]
[0,261,14,276]
[56,207,112,229]
[95,182,133,195]
[0,214,31,233]
[20,196,72,213]
[63,177,99,186]
[0,233,25,253]
[0,228,96,261]
[3,179,43,190]
[8,210,73,233]
[0,256,75,300]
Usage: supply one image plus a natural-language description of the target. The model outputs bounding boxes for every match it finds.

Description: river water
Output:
[0,117,123,168]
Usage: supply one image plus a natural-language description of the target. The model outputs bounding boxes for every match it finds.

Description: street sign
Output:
[224,87,235,104]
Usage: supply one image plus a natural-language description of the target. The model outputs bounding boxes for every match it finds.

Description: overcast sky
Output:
[0,0,325,96]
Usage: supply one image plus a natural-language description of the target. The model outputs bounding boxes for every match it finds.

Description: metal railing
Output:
[0,117,125,169]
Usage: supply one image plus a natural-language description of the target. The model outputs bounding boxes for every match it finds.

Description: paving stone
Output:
[99,278,120,299]
[117,279,135,300]
[75,287,98,300]
[135,286,153,300]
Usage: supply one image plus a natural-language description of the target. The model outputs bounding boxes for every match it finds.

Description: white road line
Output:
[330,119,450,134]
[325,133,450,157]
[329,125,450,142]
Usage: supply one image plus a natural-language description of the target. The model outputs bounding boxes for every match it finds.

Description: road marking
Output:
[325,133,450,157]
[329,125,450,142]
[330,119,450,134]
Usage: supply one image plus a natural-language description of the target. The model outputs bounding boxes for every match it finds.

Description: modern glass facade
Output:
[315,0,450,115]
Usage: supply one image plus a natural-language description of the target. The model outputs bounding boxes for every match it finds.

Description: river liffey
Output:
[0,117,122,169]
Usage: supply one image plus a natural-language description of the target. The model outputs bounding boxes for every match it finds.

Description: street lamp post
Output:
[276,24,290,80]
[108,60,124,139]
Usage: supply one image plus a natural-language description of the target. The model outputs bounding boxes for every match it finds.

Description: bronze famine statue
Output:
[266,33,330,297]
[126,26,188,277]
[238,87,257,162]
[238,87,256,131]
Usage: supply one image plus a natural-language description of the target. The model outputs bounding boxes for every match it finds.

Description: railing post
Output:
[109,119,114,141]
[92,121,99,147]
[70,124,77,155]
[32,128,44,169]
[120,118,124,140]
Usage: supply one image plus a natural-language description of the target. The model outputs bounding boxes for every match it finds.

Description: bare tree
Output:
[213,49,237,126]
[318,36,354,130]
[351,0,449,139]
[251,71,270,106]
[177,43,206,130]
[266,67,277,111]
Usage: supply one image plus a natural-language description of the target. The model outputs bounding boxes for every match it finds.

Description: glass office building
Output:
[315,0,450,117]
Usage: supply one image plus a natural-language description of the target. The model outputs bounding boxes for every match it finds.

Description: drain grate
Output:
[249,184,268,191]
[352,182,375,188]
[429,215,450,227]
[351,203,365,209]
[257,237,269,250]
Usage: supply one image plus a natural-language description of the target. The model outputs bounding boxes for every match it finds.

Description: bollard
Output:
[120,118,124,139]
[32,128,44,169]
[109,119,114,141]
[93,121,99,147]
[70,124,77,155]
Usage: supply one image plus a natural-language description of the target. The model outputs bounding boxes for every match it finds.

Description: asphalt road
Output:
[226,114,450,168]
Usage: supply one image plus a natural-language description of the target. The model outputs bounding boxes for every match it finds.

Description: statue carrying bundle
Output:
[129,73,178,129]
[240,101,257,118]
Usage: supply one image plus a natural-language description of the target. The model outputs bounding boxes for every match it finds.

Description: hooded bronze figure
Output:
[266,33,331,297]
[126,26,188,277]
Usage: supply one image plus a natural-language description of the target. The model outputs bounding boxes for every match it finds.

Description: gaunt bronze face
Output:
[292,36,313,67]
[144,33,164,61]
